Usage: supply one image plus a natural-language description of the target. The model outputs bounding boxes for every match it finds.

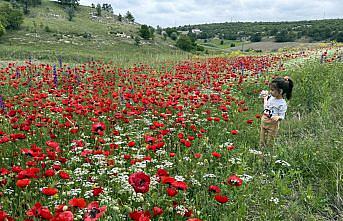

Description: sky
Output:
[78,0,343,28]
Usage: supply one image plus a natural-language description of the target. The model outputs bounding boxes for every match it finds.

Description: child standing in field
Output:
[259,76,293,147]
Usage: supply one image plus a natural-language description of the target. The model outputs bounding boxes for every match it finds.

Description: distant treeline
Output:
[174,19,343,42]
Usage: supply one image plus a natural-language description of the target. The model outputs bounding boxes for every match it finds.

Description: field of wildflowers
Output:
[0,47,342,220]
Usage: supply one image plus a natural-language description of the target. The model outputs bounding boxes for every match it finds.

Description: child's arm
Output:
[271,104,287,122]
[259,90,269,108]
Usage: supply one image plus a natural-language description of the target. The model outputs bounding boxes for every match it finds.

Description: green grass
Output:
[253,61,343,220]
[196,38,243,52]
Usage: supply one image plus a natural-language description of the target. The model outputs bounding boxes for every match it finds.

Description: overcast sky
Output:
[79,0,343,28]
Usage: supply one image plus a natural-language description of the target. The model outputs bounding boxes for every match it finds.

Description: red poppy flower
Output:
[53,211,74,221]
[227,145,235,151]
[212,152,221,158]
[42,187,58,196]
[161,176,176,185]
[46,140,61,152]
[194,153,202,158]
[69,198,87,208]
[156,168,169,178]
[1,168,10,176]
[128,141,136,147]
[17,168,40,179]
[91,122,106,135]
[230,130,238,135]
[129,210,151,221]
[166,187,178,197]
[128,172,150,193]
[184,140,192,147]
[227,175,243,187]
[0,210,14,221]
[123,154,131,160]
[187,218,202,221]
[84,201,106,221]
[44,169,55,177]
[59,171,70,180]
[152,206,163,216]
[92,187,103,197]
[26,202,53,219]
[214,195,229,203]
[246,119,253,124]
[171,181,187,190]
[208,185,221,193]
[16,179,31,188]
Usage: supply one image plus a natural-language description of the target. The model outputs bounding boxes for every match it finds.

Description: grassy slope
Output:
[0,0,188,64]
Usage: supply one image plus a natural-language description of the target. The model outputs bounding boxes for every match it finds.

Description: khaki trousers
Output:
[260,115,280,147]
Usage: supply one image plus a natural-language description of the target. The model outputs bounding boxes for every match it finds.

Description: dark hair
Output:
[270,77,293,100]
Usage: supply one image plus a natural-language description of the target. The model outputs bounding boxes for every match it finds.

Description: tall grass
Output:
[268,61,343,220]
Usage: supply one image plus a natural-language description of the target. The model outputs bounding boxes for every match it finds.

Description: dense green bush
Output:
[0,2,24,31]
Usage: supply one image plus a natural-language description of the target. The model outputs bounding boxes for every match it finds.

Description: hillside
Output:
[0,0,187,64]
[177,19,343,42]
[1,0,342,63]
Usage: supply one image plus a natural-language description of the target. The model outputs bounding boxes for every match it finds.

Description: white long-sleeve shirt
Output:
[263,95,287,119]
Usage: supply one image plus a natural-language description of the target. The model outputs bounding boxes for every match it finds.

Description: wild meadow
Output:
[0,47,342,221]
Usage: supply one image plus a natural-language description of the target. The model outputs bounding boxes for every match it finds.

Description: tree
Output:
[139,25,154,40]
[0,16,9,30]
[149,26,155,39]
[107,4,113,14]
[10,0,20,8]
[0,23,5,37]
[176,35,194,51]
[197,32,208,39]
[117,13,122,22]
[139,25,151,39]
[23,0,29,14]
[125,11,134,22]
[165,27,178,37]
[156,25,162,35]
[0,3,23,30]
[275,30,295,42]
[250,32,262,42]
[96,3,101,16]
[223,33,237,40]
[335,32,343,42]
[65,6,75,21]
[57,0,79,8]
[134,36,141,46]
[162,32,167,40]
[170,32,178,41]
[269,28,278,36]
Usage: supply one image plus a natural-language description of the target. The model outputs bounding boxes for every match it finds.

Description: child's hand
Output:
[271,116,281,122]
[259,90,269,98]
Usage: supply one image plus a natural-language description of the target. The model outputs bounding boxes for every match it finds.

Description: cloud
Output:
[79,0,343,27]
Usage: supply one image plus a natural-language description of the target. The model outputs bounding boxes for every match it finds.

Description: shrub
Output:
[0,23,5,37]
[176,35,194,51]
[44,25,51,32]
